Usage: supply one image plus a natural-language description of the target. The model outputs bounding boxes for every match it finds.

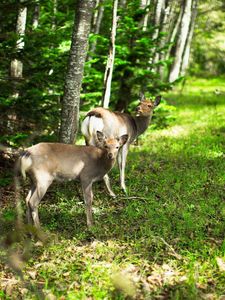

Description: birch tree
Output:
[32,1,40,29]
[10,1,27,80]
[52,0,57,30]
[180,0,198,75]
[102,0,118,108]
[165,5,183,61]
[89,0,104,56]
[139,0,151,31]
[168,0,192,82]
[157,0,173,78]
[152,0,166,64]
[60,0,96,144]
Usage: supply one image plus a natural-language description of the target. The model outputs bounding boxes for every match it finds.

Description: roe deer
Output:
[16,131,128,228]
[81,94,161,195]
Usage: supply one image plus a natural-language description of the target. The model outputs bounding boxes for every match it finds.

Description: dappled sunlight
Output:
[58,40,71,53]
[154,125,190,138]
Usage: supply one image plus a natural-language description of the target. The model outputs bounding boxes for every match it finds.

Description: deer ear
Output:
[96,131,105,143]
[139,92,145,102]
[154,95,161,107]
[119,134,129,146]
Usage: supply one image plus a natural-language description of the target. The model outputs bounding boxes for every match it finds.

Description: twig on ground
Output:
[118,196,148,201]
[157,236,182,260]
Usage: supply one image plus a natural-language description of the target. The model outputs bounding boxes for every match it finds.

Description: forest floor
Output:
[0,78,225,299]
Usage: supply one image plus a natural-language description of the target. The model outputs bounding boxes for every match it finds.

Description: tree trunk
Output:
[10,3,27,80]
[139,0,151,31]
[52,0,57,30]
[180,0,198,75]
[102,0,118,108]
[157,1,172,78]
[88,0,104,58]
[152,0,166,64]
[168,0,192,82]
[60,0,96,144]
[32,1,40,29]
[165,3,183,61]
[119,0,127,8]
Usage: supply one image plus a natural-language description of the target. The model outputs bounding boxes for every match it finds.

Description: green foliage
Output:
[0,0,74,146]
[151,99,177,129]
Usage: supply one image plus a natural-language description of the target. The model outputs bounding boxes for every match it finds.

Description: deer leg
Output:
[103,174,116,198]
[118,145,128,194]
[82,181,94,227]
[25,185,36,225]
[27,178,53,228]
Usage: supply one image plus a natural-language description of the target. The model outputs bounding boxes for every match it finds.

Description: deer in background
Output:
[15,131,128,228]
[81,94,161,196]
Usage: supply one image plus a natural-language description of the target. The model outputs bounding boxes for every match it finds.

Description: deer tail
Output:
[17,151,32,180]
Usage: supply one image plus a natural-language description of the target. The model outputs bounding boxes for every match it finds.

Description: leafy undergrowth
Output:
[1,78,225,299]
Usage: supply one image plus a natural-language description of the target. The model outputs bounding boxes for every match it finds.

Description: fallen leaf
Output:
[27,270,37,279]
[216,257,225,272]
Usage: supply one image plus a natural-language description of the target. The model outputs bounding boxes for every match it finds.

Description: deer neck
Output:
[133,115,152,137]
[102,152,116,172]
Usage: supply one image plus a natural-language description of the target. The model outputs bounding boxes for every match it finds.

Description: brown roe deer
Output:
[16,131,128,228]
[81,94,161,195]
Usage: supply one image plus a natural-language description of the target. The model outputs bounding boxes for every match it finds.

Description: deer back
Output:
[82,107,137,145]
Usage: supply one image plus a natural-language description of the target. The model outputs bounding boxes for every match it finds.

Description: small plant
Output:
[151,98,177,129]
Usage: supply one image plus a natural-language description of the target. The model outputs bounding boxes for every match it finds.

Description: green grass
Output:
[1,78,225,299]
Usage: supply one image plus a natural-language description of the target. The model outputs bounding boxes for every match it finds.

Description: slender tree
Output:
[52,0,57,30]
[152,0,166,64]
[60,0,96,144]
[165,3,183,61]
[180,0,198,75]
[89,0,104,56]
[102,0,118,108]
[32,1,40,29]
[10,1,27,81]
[139,0,151,31]
[169,0,193,82]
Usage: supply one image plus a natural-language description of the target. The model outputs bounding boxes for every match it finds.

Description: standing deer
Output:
[81,94,161,195]
[16,131,128,228]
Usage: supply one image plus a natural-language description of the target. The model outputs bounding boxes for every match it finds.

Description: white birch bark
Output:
[32,1,40,29]
[52,0,57,30]
[10,4,27,79]
[89,0,104,56]
[168,0,192,82]
[180,0,198,75]
[139,0,151,31]
[158,1,172,77]
[102,0,118,108]
[165,5,183,61]
[152,0,166,64]
[143,0,151,31]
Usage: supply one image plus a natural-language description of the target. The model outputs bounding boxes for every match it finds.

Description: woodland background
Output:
[0,0,224,146]
[0,0,225,299]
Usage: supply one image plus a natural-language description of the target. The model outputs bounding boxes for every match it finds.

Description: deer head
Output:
[136,94,161,117]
